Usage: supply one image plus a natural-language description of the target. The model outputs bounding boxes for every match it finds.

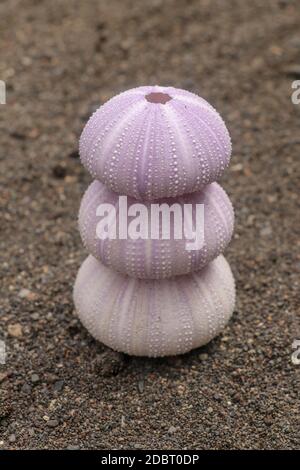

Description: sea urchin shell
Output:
[79,86,232,200]
[78,180,234,279]
[73,254,235,357]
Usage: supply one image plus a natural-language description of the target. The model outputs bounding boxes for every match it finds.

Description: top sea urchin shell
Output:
[79,86,232,200]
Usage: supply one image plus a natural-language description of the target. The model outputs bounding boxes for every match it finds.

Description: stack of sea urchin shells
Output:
[74,86,235,357]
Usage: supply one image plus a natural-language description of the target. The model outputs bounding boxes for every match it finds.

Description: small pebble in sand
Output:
[21,383,31,394]
[53,380,64,392]
[199,353,209,361]
[18,288,36,301]
[8,323,22,338]
[30,374,40,384]
[47,419,59,428]
[138,380,144,394]
[168,426,178,434]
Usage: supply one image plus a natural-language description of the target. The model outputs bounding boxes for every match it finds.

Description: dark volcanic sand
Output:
[0,0,299,450]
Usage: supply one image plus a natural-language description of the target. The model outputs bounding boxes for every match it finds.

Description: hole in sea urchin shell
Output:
[145,92,172,104]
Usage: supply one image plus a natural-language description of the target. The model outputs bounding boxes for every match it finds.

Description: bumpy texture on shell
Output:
[79,86,231,200]
[73,254,235,357]
[79,180,234,279]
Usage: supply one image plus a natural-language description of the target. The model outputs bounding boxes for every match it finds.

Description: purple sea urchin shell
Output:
[78,180,234,279]
[79,86,231,200]
[73,254,235,357]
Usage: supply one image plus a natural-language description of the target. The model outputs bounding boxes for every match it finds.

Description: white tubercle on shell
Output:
[73,254,235,357]
[78,180,234,279]
[79,86,231,200]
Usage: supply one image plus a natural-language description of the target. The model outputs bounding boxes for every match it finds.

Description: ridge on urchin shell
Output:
[79,86,232,200]
[73,254,235,357]
[78,180,234,279]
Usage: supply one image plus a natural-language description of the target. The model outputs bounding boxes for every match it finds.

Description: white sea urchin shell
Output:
[78,180,234,279]
[73,254,235,357]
